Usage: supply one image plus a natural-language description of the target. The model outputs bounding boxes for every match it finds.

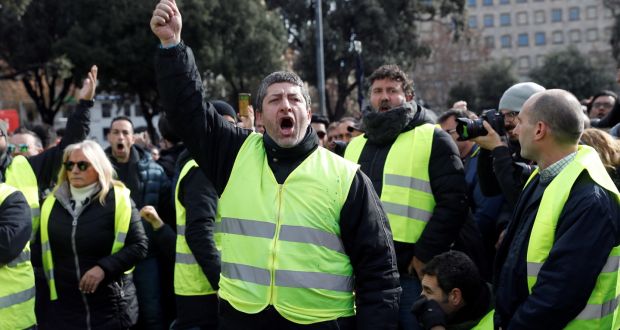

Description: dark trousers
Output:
[218,299,355,330]
[173,294,218,330]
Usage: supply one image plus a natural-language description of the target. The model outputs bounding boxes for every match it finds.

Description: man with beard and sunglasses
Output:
[151,1,400,329]
[343,64,469,330]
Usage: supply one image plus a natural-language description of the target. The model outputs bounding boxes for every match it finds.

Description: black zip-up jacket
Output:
[41,182,148,329]
[155,41,400,330]
[352,104,469,272]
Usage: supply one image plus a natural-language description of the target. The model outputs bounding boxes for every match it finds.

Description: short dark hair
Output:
[437,109,477,125]
[12,126,43,148]
[110,116,134,131]
[587,90,618,114]
[256,71,311,112]
[311,114,329,126]
[368,64,414,98]
[422,251,483,305]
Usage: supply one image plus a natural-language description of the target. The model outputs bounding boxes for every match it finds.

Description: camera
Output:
[455,109,506,141]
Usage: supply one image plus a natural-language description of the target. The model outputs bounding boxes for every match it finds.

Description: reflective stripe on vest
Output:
[471,309,494,330]
[217,133,358,324]
[174,159,217,296]
[0,183,36,329]
[6,155,40,242]
[40,184,132,300]
[344,123,436,243]
[525,145,620,329]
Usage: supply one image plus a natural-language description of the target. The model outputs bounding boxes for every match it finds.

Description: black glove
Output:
[411,295,447,330]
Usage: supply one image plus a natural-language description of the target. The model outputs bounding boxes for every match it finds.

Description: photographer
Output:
[470,82,545,208]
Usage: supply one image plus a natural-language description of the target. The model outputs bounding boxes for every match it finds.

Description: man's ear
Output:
[534,121,547,141]
[448,287,463,307]
[406,94,414,102]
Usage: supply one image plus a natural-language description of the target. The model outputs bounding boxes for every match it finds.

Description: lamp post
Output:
[315,0,327,117]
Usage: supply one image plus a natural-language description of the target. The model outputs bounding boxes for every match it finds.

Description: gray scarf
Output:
[362,102,416,145]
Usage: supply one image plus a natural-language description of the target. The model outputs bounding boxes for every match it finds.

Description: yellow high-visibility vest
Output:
[345,123,436,243]
[40,183,133,300]
[217,133,359,324]
[0,183,35,329]
[524,145,620,329]
[174,159,217,296]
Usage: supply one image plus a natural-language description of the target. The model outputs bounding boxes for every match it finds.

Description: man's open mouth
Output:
[279,117,294,135]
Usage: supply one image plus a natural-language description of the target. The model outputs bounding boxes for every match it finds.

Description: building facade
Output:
[413,0,616,110]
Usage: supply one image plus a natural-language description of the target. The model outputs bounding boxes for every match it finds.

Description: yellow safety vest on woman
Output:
[216,133,359,324]
[0,183,36,329]
[174,159,217,296]
[344,123,436,243]
[6,155,40,241]
[40,183,133,300]
[524,145,620,329]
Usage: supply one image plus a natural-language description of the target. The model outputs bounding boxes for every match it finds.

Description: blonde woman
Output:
[38,140,147,329]
[581,128,620,189]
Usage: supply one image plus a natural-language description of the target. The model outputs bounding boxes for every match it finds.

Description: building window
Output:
[552,31,563,44]
[516,0,527,3]
[484,14,494,27]
[534,10,545,24]
[500,13,511,26]
[569,29,581,43]
[499,0,509,4]
[468,0,476,7]
[518,56,531,70]
[605,9,613,18]
[535,32,546,45]
[516,12,528,25]
[483,0,493,5]
[569,7,580,21]
[605,27,613,39]
[501,35,512,48]
[536,55,545,66]
[485,36,495,49]
[468,16,478,28]
[586,29,599,41]
[586,6,597,19]
[518,33,529,47]
[551,9,562,22]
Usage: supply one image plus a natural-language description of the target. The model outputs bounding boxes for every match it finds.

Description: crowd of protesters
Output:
[2,1,620,329]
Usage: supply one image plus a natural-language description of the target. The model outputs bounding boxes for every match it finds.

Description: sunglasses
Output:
[8,143,29,154]
[316,131,326,139]
[64,161,91,171]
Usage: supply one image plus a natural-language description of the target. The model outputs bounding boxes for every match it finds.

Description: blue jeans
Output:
[133,256,165,330]
[399,274,422,330]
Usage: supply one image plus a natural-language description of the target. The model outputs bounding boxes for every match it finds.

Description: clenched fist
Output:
[150,0,182,47]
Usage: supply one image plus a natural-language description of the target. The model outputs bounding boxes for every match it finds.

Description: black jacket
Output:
[41,182,148,329]
[353,103,469,272]
[155,42,400,330]
[477,143,535,209]
[494,171,620,329]
[0,190,31,265]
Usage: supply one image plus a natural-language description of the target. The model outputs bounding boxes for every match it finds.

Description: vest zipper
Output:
[71,216,92,330]
[269,184,284,305]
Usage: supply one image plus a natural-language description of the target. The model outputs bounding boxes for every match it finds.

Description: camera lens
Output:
[455,118,488,141]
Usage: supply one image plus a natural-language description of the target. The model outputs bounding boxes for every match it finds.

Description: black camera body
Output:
[455,109,506,141]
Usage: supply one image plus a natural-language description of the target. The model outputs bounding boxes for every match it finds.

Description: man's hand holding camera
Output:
[471,120,506,151]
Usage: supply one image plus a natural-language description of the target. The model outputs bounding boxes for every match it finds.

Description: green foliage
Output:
[0,0,287,126]
[447,81,477,111]
[529,47,614,100]
[476,61,517,111]
[266,0,466,120]
[194,0,287,106]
